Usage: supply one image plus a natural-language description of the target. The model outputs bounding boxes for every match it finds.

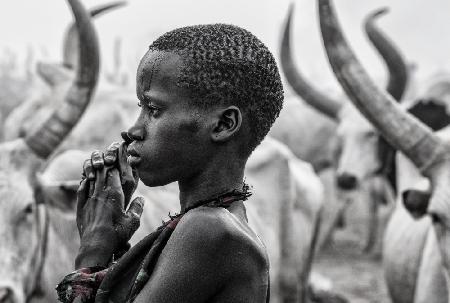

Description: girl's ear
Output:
[211,106,242,142]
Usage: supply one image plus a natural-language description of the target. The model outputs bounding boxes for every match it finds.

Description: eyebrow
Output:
[142,91,166,106]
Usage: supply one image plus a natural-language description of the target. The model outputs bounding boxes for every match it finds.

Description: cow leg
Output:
[335,211,346,229]
[414,229,448,303]
[279,267,300,303]
[363,196,378,253]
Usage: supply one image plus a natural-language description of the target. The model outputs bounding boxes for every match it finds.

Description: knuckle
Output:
[109,142,121,150]
[83,159,91,168]
[91,150,101,158]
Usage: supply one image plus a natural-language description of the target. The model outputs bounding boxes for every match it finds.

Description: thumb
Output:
[125,197,145,234]
[76,179,88,237]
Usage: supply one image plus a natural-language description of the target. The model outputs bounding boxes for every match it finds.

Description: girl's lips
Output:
[126,146,139,157]
[126,146,141,167]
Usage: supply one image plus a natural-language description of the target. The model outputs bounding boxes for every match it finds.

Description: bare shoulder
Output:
[134,206,269,302]
[172,206,269,274]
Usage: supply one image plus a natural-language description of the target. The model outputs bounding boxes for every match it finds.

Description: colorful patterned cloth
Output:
[56,267,108,303]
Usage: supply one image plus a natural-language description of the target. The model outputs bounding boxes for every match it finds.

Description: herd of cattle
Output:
[1,0,450,302]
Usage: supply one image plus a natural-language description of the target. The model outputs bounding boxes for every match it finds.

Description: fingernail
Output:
[104,156,115,164]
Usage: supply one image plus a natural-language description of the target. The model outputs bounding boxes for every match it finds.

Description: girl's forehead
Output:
[136,50,183,96]
[138,50,182,77]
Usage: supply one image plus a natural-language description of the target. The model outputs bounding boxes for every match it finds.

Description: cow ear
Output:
[402,189,431,219]
[36,174,78,213]
[407,99,450,131]
[36,62,74,87]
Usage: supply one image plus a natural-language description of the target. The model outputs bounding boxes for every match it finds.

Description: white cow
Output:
[277,4,408,252]
[0,1,100,302]
[316,0,450,302]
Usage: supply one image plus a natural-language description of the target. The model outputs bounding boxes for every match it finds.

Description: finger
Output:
[93,165,108,194]
[105,168,124,209]
[76,179,89,236]
[107,168,122,189]
[83,159,95,181]
[91,150,104,170]
[119,144,139,186]
[125,197,145,234]
[127,197,145,217]
[117,143,132,181]
[88,180,95,198]
[104,142,121,166]
[76,179,89,211]
[118,143,138,204]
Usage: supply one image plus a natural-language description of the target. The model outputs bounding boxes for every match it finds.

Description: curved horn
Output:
[280,3,341,120]
[364,8,408,101]
[318,0,443,175]
[25,0,100,159]
[63,1,126,68]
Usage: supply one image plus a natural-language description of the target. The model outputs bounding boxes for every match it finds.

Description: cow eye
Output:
[23,203,34,215]
[430,213,441,224]
[15,203,34,224]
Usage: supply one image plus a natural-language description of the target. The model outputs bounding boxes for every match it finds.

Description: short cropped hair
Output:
[149,24,284,153]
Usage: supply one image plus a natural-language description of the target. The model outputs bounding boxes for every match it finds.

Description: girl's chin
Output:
[138,172,174,188]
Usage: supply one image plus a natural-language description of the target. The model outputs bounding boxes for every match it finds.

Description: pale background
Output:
[0,0,448,94]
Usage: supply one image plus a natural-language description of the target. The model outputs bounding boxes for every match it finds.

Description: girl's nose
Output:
[124,125,146,141]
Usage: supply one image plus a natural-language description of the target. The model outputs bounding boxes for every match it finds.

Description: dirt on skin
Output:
[313,202,392,303]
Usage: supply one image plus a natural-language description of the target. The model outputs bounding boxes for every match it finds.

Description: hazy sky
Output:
[1,0,450,94]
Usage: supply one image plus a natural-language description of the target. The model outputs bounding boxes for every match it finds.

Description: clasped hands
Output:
[75,141,145,268]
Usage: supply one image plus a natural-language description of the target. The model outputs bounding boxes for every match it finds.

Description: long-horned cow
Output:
[0,1,99,302]
[280,4,408,192]
[317,0,450,302]
[278,3,410,252]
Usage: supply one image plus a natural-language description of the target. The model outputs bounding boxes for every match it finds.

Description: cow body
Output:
[269,96,338,170]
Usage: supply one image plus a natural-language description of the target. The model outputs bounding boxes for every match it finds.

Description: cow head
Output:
[0,0,99,301]
[280,5,408,194]
[334,104,380,190]
[317,0,450,287]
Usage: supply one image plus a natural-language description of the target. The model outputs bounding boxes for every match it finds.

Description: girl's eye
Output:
[148,104,160,116]
[138,99,160,116]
